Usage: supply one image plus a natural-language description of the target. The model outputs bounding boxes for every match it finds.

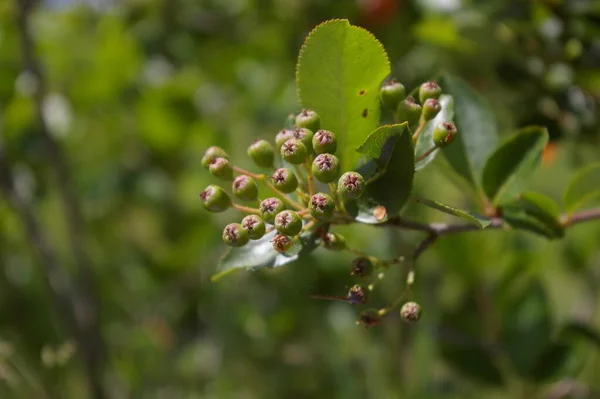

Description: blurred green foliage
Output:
[0,0,600,398]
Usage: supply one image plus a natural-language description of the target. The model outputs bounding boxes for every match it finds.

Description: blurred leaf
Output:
[562,322,600,347]
[440,342,504,386]
[502,191,564,238]
[414,94,454,170]
[296,19,390,171]
[413,17,476,52]
[564,162,600,212]
[482,126,549,205]
[502,210,560,239]
[415,197,490,228]
[531,342,571,382]
[439,74,498,188]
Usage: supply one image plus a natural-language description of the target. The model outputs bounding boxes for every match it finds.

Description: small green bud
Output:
[295,109,320,132]
[400,301,422,323]
[312,130,337,155]
[200,185,231,212]
[222,223,249,247]
[247,139,274,168]
[241,215,266,240]
[396,97,422,126]
[323,232,346,251]
[274,210,303,236]
[209,157,234,180]
[311,154,340,183]
[357,309,382,328]
[351,257,374,277]
[201,146,228,169]
[271,168,298,194]
[280,138,308,165]
[419,81,441,103]
[259,197,285,223]
[380,79,406,111]
[292,128,314,153]
[308,193,335,220]
[232,175,258,201]
[275,129,295,150]
[337,172,365,200]
[433,121,457,148]
[272,233,294,254]
[347,285,368,305]
[422,98,441,121]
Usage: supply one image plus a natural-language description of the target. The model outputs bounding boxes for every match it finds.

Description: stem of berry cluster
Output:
[415,146,438,162]
[233,166,305,211]
[411,119,426,143]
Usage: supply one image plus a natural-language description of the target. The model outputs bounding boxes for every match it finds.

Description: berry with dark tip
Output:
[280,138,308,165]
[232,175,258,201]
[357,309,382,328]
[209,157,234,180]
[312,130,337,155]
[274,210,303,236]
[419,81,441,103]
[351,257,374,277]
[241,215,266,240]
[200,185,231,212]
[271,168,298,194]
[292,128,315,153]
[247,139,274,168]
[347,285,368,304]
[308,193,335,220]
[323,232,346,251]
[222,223,249,247]
[433,121,457,148]
[312,154,340,183]
[422,98,441,121]
[275,129,295,150]
[400,301,422,323]
[295,109,320,132]
[337,172,365,200]
[259,198,285,223]
[380,79,406,111]
[395,97,422,126]
[272,234,293,254]
[201,146,228,169]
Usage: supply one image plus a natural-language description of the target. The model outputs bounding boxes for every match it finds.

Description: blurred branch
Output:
[13,1,106,398]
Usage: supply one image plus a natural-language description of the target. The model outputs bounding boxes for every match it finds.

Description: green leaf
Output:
[296,19,390,171]
[562,322,600,347]
[415,197,491,228]
[482,126,549,205]
[564,162,600,212]
[439,74,498,186]
[502,191,564,238]
[440,344,504,386]
[356,124,414,215]
[502,210,560,239]
[414,94,454,170]
[345,198,388,224]
[531,342,572,382]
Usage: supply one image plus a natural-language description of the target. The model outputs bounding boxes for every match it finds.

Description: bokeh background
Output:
[1,0,600,398]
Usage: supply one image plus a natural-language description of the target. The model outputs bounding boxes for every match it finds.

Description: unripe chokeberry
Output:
[241,215,266,240]
[380,79,406,111]
[275,129,295,150]
[272,233,294,254]
[337,172,365,200]
[292,128,315,153]
[271,168,298,194]
[433,121,457,148]
[295,109,320,132]
[422,98,441,121]
[323,232,346,251]
[222,223,249,247]
[274,210,303,236]
[357,309,382,328]
[280,138,308,165]
[396,97,422,126]
[312,130,337,155]
[247,139,274,168]
[201,146,228,169]
[351,257,374,277]
[232,175,258,202]
[259,197,285,223]
[308,193,335,220]
[419,81,441,103]
[209,157,234,180]
[200,185,231,212]
[312,154,340,183]
[347,285,368,305]
[400,301,422,323]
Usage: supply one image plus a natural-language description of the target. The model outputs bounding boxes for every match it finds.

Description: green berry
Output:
[241,215,266,240]
[280,138,308,165]
[351,257,374,277]
[247,139,274,168]
[380,79,406,111]
[395,97,422,126]
[259,198,285,223]
[422,98,441,121]
[419,81,441,103]
[275,129,295,150]
[323,232,346,251]
[292,128,314,153]
[357,309,382,328]
[312,154,340,183]
[271,168,298,194]
[232,175,258,201]
[295,109,320,132]
[274,210,303,236]
[308,193,335,220]
[200,185,231,212]
[337,172,365,200]
[222,223,249,247]
[312,130,337,155]
[272,233,294,254]
[201,146,228,169]
[209,157,234,180]
[400,301,422,323]
[433,122,457,148]
[347,285,368,305]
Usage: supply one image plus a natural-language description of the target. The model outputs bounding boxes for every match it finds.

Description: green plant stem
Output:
[233,166,262,179]
[305,159,315,196]
[233,204,260,215]
[328,183,344,212]
[411,119,426,143]
[414,145,439,163]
